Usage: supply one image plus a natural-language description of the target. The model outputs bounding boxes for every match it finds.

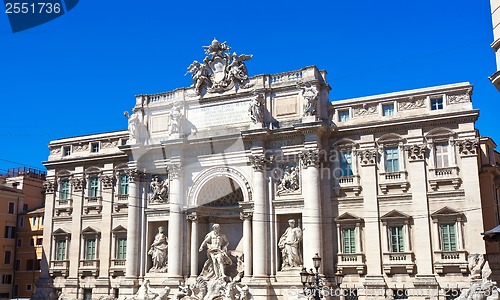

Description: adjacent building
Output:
[490,0,500,90]
[38,41,497,300]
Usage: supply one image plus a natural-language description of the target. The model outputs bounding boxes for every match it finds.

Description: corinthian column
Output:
[300,149,323,270]
[125,169,145,278]
[240,211,253,278]
[187,212,198,278]
[249,154,269,278]
[167,164,183,278]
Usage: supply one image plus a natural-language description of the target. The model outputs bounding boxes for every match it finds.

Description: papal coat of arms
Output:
[187,38,253,95]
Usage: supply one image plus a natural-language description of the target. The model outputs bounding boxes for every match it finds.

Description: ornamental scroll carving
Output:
[126,169,146,182]
[407,144,427,161]
[71,178,84,192]
[456,139,478,156]
[167,164,182,178]
[186,38,253,95]
[248,155,271,171]
[300,149,322,168]
[44,180,55,193]
[358,149,377,165]
[100,175,114,190]
[398,97,426,111]
[448,90,471,104]
[353,103,377,117]
[240,211,253,220]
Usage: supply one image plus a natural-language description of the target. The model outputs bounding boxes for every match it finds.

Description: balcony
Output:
[433,250,468,274]
[337,253,366,274]
[78,259,100,277]
[379,171,410,194]
[382,252,415,274]
[110,259,126,276]
[55,199,73,216]
[83,196,103,214]
[114,194,129,212]
[50,260,69,277]
[334,175,362,197]
[428,167,461,191]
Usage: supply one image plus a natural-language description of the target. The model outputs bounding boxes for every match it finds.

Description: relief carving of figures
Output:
[457,139,479,156]
[278,219,303,270]
[448,90,471,104]
[299,83,319,117]
[148,226,168,273]
[148,176,169,204]
[199,224,232,280]
[406,144,427,161]
[276,165,300,195]
[131,279,170,300]
[187,39,253,96]
[353,103,377,117]
[248,92,265,124]
[168,102,183,134]
[398,97,426,111]
[73,143,89,152]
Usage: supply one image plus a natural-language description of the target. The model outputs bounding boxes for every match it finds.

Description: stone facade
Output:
[490,0,500,90]
[39,41,492,300]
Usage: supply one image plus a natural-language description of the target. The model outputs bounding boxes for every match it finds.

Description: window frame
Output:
[119,174,129,195]
[339,150,354,177]
[384,146,400,173]
[89,176,100,198]
[430,96,444,111]
[59,178,71,200]
[90,142,100,153]
[338,109,351,122]
[8,202,14,214]
[382,103,395,117]
[63,146,71,157]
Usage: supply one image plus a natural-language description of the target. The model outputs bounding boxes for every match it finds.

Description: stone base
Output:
[275,268,302,283]
[301,116,317,123]
[249,122,265,130]
[118,278,139,296]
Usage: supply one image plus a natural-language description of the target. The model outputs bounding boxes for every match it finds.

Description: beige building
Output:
[37,41,495,300]
[490,0,500,90]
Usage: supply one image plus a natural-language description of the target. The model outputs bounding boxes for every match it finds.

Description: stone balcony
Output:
[335,175,362,197]
[379,171,410,194]
[50,260,70,277]
[433,250,468,274]
[428,167,461,191]
[55,199,73,216]
[110,259,126,276]
[337,253,366,274]
[84,196,103,214]
[78,259,100,277]
[382,252,415,274]
[114,194,129,212]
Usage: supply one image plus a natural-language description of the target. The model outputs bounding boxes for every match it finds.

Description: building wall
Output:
[490,0,500,89]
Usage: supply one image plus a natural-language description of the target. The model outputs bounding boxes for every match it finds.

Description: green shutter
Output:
[390,226,404,252]
[56,240,66,261]
[441,223,457,251]
[342,228,356,254]
[117,238,127,259]
[86,239,96,260]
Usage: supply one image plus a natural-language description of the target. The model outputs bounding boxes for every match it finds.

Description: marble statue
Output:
[168,102,183,134]
[148,226,168,272]
[456,254,499,300]
[131,279,170,300]
[248,93,264,124]
[199,223,232,280]
[278,219,303,270]
[124,111,149,144]
[276,166,300,195]
[186,39,253,95]
[469,253,486,280]
[299,83,319,117]
[149,176,169,203]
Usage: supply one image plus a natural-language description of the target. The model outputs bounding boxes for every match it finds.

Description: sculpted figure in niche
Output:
[299,83,319,117]
[168,102,183,134]
[199,223,232,280]
[148,226,168,273]
[278,219,303,270]
[248,93,264,124]
[125,111,140,140]
[148,176,169,203]
[276,166,300,195]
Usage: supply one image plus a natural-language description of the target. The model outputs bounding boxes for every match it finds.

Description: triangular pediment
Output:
[380,210,411,221]
[112,225,127,233]
[335,212,363,225]
[53,228,70,236]
[431,206,463,219]
[81,226,100,234]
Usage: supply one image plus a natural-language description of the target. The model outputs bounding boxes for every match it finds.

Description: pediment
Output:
[82,226,100,235]
[53,228,71,236]
[112,225,127,233]
[431,206,463,219]
[380,210,411,221]
[335,212,362,222]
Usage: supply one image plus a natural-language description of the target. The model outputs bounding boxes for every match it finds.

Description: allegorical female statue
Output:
[278,219,303,270]
[148,226,168,272]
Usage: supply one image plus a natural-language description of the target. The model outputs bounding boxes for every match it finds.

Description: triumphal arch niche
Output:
[120,39,332,300]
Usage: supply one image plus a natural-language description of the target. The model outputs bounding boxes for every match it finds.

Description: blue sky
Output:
[0,1,496,172]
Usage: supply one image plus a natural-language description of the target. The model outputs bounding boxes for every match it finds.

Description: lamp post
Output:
[300,253,344,300]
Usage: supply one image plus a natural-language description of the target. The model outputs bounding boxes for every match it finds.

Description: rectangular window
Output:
[19,217,24,228]
[36,259,41,270]
[13,285,18,296]
[60,179,70,200]
[4,226,15,239]
[26,284,32,291]
[441,223,457,251]
[4,251,11,264]
[431,97,444,110]
[29,238,34,247]
[385,147,400,173]
[89,177,99,198]
[16,238,22,248]
[342,228,356,254]
[36,237,43,246]
[86,238,96,260]
[435,142,449,168]
[22,204,28,212]
[389,226,404,252]
[2,274,12,284]
[33,217,37,226]
[63,146,71,156]
[83,289,92,300]
[382,103,394,116]
[56,240,66,261]
[117,238,127,259]
[339,110,350,122]
[339,151,353,176]
[91,142,99,153]
[8,202,14,214]
[26,259,34,271]
[41,216,44,225]
[120,174,129,195]
[14,259,20,271]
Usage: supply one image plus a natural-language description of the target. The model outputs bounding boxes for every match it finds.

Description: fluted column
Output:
[300,149,323,270]
[125,169,144,278]
[188,212,198,278]
[168,164,183,278]
[240,211,253,277]
[249,155,269,278]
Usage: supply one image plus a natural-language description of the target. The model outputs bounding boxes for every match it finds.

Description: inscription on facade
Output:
[189,101,250,128]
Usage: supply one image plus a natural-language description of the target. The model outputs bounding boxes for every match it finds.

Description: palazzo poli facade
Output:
[38,40,495,300]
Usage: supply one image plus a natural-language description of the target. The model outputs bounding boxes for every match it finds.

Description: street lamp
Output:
[300,253,344,299]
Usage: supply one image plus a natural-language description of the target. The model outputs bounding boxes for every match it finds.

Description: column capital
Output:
[167,164,182,178]
[248,155,272,171]
[358,149,377,166]
[455,138,479,157]
[406,144,427,161]
[187,212,198,222]
[100,174,115,190]
[126,169,147,182]
[240,211,253,221]
[43,179,56,194]
[300,148,322,168]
